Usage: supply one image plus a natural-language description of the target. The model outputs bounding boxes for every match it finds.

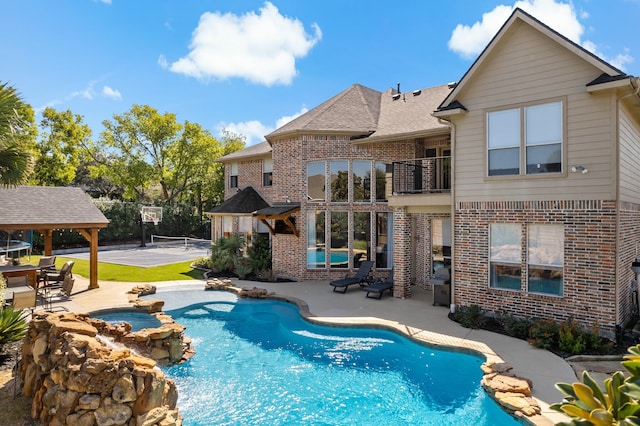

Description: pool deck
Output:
[50,276,578,424]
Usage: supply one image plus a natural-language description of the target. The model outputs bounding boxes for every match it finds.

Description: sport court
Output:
[64,239,211,268]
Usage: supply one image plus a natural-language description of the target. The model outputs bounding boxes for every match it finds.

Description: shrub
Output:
[452,305,487,329]
[528,319,560,350]
[557,317,587,355]
[233,257,253,279]
[248,234,271,275]
[497,312,531,340]
[211,235,245,273]
[191,256,212,269]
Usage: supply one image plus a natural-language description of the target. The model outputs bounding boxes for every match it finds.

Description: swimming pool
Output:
[163,294,521,425]
[92,310,162,331]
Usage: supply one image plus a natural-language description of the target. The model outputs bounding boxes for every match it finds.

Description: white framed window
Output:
[489,223,521,290]
[487,101,563,177]
[527,224,563,296]
[262,158,273,187]
[229,162,238,188]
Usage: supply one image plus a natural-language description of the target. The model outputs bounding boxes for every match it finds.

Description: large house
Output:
[209,8,640,338]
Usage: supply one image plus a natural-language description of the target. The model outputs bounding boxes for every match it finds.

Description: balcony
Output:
[388,156,451,212]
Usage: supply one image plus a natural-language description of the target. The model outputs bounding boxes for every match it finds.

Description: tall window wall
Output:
[306,160,392,270]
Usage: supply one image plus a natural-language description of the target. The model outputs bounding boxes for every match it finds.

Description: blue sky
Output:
[2,0,639,146]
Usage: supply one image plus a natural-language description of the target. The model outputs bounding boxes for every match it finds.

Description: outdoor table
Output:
[0,264,39,288]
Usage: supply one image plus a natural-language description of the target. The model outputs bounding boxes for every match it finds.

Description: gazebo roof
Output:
[0,186,109,230]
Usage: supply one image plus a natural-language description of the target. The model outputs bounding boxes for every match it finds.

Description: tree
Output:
[94,105,244,204]
[0,82,36,186]
[32,107,92,186]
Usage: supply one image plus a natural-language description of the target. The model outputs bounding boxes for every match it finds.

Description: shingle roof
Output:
[265,83,451,143]
[217,141,272,163]
[0,186,109,229]
[207,186,269,215]
[255,202,300,217]
[266,84,382,139]
[367,84,452,141]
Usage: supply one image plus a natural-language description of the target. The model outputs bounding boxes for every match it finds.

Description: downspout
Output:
[615,76,640,336]
[437,116,456,313]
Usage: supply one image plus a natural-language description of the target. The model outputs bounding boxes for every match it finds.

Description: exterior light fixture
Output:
[571,165,588,174]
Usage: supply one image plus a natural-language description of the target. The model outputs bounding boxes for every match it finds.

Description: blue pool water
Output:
[164,296,520,425]
[93,311,162,331]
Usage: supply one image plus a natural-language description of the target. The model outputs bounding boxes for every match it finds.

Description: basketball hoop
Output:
[153,218,159,226]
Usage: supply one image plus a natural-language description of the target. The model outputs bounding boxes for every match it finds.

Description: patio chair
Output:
[37,255,57,285]
[329,260,373,293]
[362,269,394,300]
[12,288,37,314]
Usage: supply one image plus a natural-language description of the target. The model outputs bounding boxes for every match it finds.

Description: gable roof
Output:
[217,141,272,163]
[266,84,382,141]
[435,8,631,114]
[0,186,109,229]
[207,186,269,215]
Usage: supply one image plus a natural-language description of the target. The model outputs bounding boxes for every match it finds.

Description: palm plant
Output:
[0,81,30,186]
[211,235,245,273]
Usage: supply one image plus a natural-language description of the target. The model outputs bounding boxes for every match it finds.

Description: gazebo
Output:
[0,186,109,289]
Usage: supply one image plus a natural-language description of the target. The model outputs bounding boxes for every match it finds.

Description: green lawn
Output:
[28,255,204,282]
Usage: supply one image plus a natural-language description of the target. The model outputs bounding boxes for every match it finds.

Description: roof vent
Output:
[447,82,457,89]
[396,82,401,93]
[392,93,401,101]
[412,90,421,96]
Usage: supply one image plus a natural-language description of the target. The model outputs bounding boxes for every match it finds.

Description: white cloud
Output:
[217,106,308,145]
[447,0,633,71]
[102,85,122,100]
[167,2,322,86]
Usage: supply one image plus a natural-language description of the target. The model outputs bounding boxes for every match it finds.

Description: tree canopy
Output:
[0,82,36,186]
[92,104,244,207]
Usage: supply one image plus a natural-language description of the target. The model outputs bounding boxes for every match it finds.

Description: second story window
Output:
[330,160,348,202]
[487,100,563,177]
[230,162,238,188]
[262,158,273,187]
[307,161,325,202]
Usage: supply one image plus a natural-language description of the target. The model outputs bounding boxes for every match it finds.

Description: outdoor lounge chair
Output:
[329,260,373,293]
[362,269,394,300]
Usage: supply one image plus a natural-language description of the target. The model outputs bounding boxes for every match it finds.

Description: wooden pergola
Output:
[0,186,109,289]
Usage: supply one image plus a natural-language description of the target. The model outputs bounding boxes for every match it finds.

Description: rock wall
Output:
[18,312,183,426]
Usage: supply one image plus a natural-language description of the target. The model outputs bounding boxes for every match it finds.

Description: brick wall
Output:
[223,156,275,202]
[269,134,418,282]
[454,200,623,337]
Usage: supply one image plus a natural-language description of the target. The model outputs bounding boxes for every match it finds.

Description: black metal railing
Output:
[392,156,451,195]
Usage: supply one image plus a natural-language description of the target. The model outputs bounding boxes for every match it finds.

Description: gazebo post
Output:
[43,229,53,256]
[78,228,100,289]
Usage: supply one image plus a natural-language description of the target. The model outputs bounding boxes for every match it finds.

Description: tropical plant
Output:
[233,257,253,279]
[248,234,271,275]
[0,82,33,186]
[552,344,640,425]
[0,307,29,347]
[211,235,245,273]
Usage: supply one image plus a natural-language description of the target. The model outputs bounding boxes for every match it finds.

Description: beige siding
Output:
[453,21,617,202]
[619,105,640,203]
